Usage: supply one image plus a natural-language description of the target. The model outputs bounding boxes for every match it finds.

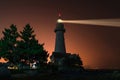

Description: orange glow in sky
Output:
[0,0,120,69]
[0,57,8,63]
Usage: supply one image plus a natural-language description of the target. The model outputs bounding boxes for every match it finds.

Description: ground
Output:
[2,69,120,80]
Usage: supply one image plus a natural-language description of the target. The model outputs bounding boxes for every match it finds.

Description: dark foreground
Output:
[1,69,120,80]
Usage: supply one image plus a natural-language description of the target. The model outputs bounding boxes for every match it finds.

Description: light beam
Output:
[57,19,120,27]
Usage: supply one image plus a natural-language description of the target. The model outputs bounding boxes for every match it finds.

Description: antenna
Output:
[58,8,62,19]
[57,9,63,23]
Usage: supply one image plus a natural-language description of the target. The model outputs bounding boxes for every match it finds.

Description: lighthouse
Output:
[50,13,84,71]
[54,22,66,54]
[54,12,66,54]
[51,13,67,64]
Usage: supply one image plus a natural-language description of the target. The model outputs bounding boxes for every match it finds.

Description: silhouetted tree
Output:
[18,24,49,67]
[60,53,83,68]
[0,24,19,64]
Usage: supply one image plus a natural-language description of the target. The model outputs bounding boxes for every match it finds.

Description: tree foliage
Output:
[0,24,49,67]
[60,53,83,67]
[18,24,48,65]
[0,24,19,64]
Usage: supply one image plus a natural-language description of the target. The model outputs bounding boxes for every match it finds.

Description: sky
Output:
[0,0,120,69]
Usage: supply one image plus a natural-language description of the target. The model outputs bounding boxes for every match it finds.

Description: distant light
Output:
[8,66,18,69]
[57,19,63,23]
